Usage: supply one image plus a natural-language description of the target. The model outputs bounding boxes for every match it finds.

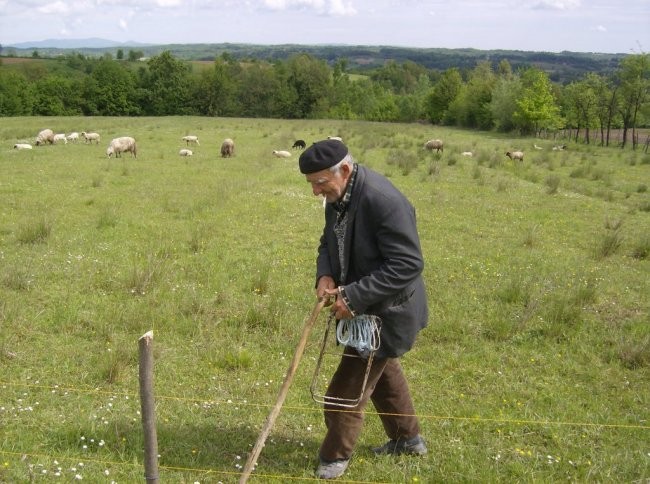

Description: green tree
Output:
[281,54,331,118]
[89,58,138,115]
[513,68,563,135]
[191,56,238,116]
[562,74,599,143]
[588,73,619,146]
[143,51,192,115]
[370,60,427,94]
[116,49,124,60]
[490,76,522,132]
[30,76,80,115]
[0,70,32,115]
[128,50,144,62]
[236,63,281,118]
[616,53,650,149]
[425,67,462,124]
[448,61,495,129]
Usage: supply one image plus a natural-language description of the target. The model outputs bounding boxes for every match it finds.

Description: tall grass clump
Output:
[630,234,650,260]
[594,229,623,259]
[2,265,32,291]
[617,336,650,369]
[215,347,253,370]
[522,224,540,248]
[17,217,52,244]
[545,174,561,194]
[127,254,165,296]
[96,208,118,229]
[386,149,418,175]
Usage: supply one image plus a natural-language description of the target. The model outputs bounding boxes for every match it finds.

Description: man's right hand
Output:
[316,275,336,306]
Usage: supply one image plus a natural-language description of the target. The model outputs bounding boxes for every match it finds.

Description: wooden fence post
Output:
[139,330,159,483]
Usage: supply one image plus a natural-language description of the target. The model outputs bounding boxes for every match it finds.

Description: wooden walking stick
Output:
[239,296,328,483]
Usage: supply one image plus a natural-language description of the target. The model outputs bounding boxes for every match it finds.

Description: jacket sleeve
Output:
[343,188,424,314]
[315,208,334,286]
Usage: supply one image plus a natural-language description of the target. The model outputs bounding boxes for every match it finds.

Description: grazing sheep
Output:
[534,144,543,150]
[179,149,193,156]
[81,131,101,144]
[67,132,80,143]
[292,139,306,149]
[14,143,33,150]
[221,138,235,158]
[552,145,567,151]
[461,151,473,157]
[35,129,55,146]
[327,136,343,141]
[424,139,444,153]
[182,135,200,146]
[106,136,137,158]
[505,151,524,161]
[272,150,292,158]
[53,133,68,144]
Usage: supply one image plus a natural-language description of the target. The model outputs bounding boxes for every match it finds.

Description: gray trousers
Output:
[319,346,421,461]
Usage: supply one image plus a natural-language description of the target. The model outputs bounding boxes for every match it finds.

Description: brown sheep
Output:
[221,138,235,158]
[505,151,524,161]
[424,139,444,153]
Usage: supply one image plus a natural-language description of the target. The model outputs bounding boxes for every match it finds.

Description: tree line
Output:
[0,50,648,148]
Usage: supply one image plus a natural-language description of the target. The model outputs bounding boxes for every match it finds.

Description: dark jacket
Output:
[316,165,428,358]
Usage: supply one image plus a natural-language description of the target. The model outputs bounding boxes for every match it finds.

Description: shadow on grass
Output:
[157,423,321,480]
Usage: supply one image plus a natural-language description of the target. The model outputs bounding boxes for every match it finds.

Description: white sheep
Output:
[106,136,137,158]
[179,149,193,156]
[327,136,343,141]
[505,151,524,161]
[53,133,68,144]
[424,139,444,153]
[14,143,33,150]
[221,138,235,158]
[272,150,292,158]
[67,132,80,143]
[35,129,55,146]
[461,151,473,157]
[182,135,200,146]
[552,145,567,151]
[81,131,101,144]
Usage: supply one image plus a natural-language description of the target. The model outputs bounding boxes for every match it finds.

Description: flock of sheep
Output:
[12,128,239,160]
[424,138,568,163]
[14,130,568,166]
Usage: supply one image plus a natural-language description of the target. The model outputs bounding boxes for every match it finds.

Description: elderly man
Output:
[298,139,429,479]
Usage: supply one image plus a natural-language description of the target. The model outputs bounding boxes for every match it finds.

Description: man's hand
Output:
[316,276,336,305]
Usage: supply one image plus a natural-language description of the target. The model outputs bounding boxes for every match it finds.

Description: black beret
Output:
[298,139,348,174]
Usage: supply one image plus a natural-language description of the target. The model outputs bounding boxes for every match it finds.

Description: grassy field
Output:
[1,116,648,483]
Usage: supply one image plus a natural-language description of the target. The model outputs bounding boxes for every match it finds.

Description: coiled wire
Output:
[336,315,381,358]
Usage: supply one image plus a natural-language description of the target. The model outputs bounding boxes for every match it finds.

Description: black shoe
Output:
[373,434,427,456]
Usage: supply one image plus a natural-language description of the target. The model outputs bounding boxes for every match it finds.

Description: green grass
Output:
[1,116,649,482]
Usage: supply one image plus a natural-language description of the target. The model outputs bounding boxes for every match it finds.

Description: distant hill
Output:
[1,41,627,84]
[6,38,151,49]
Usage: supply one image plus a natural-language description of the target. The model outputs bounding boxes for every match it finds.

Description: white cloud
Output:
[119,18,128,30]
[154,0,183,6]
[329,0,356,15]
[37,1,70,14]
[261,0,356,15]
[595,24,607,32]
[530,0,581,10]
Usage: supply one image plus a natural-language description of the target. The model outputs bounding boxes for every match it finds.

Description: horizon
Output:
[1,1,648,56]
[2,37,632,57]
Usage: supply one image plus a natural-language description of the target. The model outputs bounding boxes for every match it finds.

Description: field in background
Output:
[1,116,649,482]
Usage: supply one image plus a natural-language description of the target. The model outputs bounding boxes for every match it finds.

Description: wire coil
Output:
[336,315,381,358]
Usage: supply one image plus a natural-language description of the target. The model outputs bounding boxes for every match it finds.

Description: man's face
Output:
[305,164,350,203]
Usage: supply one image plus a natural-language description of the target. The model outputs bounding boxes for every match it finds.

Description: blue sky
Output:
[1,0,648,54]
